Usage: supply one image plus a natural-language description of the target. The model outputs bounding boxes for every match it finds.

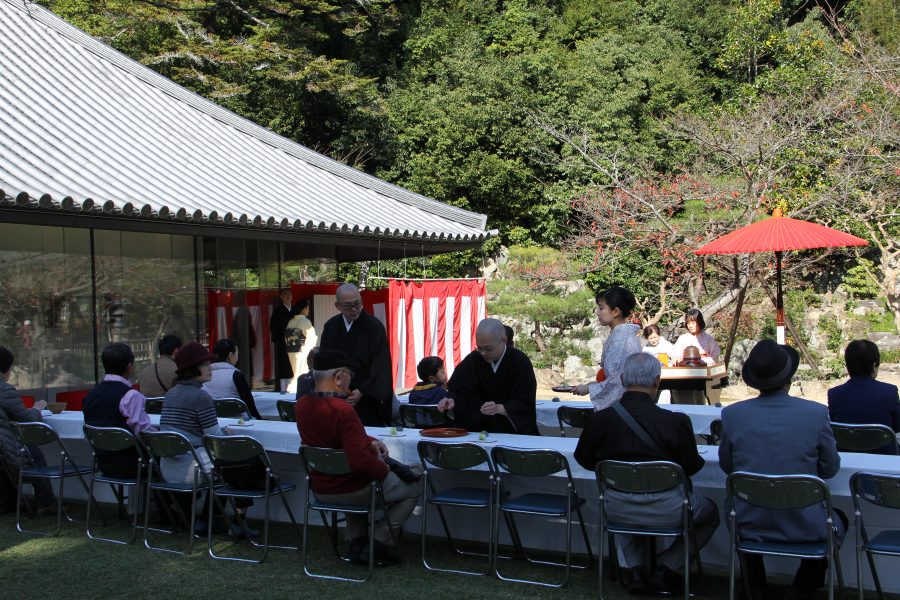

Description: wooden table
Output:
[659,364,727,405]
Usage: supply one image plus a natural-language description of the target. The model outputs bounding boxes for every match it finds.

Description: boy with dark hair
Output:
[408,356,449,405]
[83,343,157,478]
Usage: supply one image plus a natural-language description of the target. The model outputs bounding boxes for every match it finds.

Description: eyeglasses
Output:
[337,300,363,310]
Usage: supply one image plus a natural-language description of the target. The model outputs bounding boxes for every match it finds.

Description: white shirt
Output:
[344,317,355,331]
[490,344,507,373]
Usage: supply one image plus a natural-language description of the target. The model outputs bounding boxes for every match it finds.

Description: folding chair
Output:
[850,471,900,600]
[141,430,214,555]
[82,425,146,545]
[276,399,296,422]
[417,441,496,575]
[399,404,449,429]
[491,446,593,587]
[11,422,99,536]
[596,460,703,600]
[203,434,301,564]
[144,397,164,415]
[726,472,844,600]
[832,423,898,455]
[557,405,593,437]
[214,398,250,419]
[299,445,396,583]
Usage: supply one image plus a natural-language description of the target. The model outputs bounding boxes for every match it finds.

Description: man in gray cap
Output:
[719,339,844,600]
[295,349,419,565]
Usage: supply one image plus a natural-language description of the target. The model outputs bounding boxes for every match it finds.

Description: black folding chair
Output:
[141,430,215,555]
[204,434,301,564]
[832,423,899,455]
[726,472,844,600]
[299,445,396,583]
[596,460,703,600]
[399,404,450,429]
[491,446,593,587]
[851,471,900,600]
[418,441,496,575]
[276,399,297,422]
[82,425,146,545]
[557,405,594,437]
[214,398,250,419]
[144,397,164,415]
[11,422,100,536]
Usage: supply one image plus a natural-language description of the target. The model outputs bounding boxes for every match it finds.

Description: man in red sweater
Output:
[296,349,419,565]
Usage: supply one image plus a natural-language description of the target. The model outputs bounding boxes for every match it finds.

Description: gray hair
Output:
[313,368,337,383]
[621,352,661,388]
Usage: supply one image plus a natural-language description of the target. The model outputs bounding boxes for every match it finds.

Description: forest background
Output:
[38,0,900,377]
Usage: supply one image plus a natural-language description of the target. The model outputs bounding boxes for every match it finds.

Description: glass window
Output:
[0,224,94,388]
[93,231,199,375]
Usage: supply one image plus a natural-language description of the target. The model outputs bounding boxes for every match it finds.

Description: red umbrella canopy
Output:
[695,208,869,255]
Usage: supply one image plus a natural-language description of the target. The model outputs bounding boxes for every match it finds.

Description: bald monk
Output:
[438,318,538,435]
[319,283,393,426]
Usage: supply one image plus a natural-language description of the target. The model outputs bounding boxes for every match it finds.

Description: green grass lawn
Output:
[0,507,896,600]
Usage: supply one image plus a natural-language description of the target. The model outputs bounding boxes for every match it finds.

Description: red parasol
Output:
[695,208,868,343]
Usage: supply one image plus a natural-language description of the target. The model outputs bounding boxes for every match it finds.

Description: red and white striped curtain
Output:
[389,279,487,389]
[207,279,485,389]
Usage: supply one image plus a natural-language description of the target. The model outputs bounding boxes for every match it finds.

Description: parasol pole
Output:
[775,250,785,344]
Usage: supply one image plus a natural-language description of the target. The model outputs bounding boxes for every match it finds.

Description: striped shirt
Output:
[159,380,221,447]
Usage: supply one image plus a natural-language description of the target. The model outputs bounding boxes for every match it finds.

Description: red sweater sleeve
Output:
[338,406,389,481]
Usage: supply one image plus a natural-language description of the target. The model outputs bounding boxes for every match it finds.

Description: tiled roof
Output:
[0,0,491,252]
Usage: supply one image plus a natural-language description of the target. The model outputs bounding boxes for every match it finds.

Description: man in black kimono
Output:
[319,283,393,426]
[269,288,301,393]
[438,318,538,435]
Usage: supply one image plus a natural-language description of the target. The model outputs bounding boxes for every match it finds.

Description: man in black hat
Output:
[295,349,419,565]
[719,339,843,600]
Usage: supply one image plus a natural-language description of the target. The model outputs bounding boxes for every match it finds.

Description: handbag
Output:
[284,327,305,353]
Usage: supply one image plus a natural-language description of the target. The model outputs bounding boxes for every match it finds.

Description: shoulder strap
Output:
[612,402,667,457]
[154,363,169,392]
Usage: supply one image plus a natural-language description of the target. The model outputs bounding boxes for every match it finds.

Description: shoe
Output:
[345,537,369,564]
[229,521,260,539]
[372,540,401,566]
[194,519,229,536]
[624,566,651,595]
[649,566,690,596]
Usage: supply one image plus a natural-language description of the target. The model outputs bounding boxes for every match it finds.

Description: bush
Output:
[818,315,843,353]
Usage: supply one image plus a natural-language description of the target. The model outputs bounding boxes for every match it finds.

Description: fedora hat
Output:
[174,341,215,372]
[741,339,800,390]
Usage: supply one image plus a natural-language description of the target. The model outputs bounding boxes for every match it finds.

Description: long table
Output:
[253,391,722,435]
[39,411,900,592]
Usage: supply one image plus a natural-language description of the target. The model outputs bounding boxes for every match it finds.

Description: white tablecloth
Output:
[40,411,900,592]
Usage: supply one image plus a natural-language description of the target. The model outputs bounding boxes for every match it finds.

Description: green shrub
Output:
[818,315,842,353]
[881,348,900,364]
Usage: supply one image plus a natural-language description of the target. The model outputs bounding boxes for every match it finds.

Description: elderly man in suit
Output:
[575,352,719,595]
[828,339,900,453]
[719,339,845,600]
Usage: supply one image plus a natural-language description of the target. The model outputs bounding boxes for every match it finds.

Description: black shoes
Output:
[624,566,651,595]
[346,537,401,567]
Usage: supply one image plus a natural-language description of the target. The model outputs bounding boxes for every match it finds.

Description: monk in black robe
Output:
[439,318,538,435]
[319,283,393,426]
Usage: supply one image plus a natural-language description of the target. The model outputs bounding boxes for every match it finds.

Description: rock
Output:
[870,333,900,350]
[552,279,586,295]
[727,339,757,380]
[563,355,595,380]
[535,368,564,388]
